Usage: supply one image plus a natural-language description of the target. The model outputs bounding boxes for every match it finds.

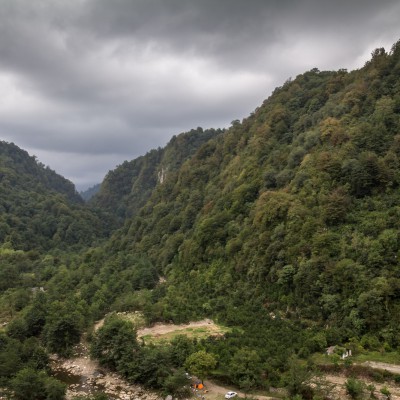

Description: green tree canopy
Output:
[184,350,217,383]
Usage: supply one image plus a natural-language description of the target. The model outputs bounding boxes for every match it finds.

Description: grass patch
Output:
[311,353,333,365]
[312,351,400,366]
[314,350,400,385]
[353,351,400,364]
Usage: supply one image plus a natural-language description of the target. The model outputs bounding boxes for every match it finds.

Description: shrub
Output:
[345,377,365,399]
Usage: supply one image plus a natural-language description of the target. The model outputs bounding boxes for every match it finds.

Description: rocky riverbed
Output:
[51,344,162,400]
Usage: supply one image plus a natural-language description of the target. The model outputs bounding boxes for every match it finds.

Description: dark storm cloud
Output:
[0,0,399,189]
[79,0,400,70]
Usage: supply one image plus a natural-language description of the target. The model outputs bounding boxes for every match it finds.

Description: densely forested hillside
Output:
[80,183,101,202]
[89,127,222,224]
[108,42,400,343]
[0,128,222,398]
[1,41,400,399]
[0,142,114,398]
[0,141,108,251]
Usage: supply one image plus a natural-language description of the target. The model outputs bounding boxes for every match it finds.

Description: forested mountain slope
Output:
[2,41,400,399]
[80,183,101,201]
[89,127,222,224]
[0,141,107,250]
[106,42,400,347]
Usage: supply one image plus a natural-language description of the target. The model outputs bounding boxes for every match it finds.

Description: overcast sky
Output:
[1,0,400,190]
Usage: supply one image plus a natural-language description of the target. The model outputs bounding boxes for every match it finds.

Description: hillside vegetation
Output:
[0,141,109,251]
[1,41,400,399]
[111,42,400,343]
[90,127,222,225]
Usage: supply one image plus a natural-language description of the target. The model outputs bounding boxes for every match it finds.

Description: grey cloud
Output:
[31,149,134,191]
[79,0,400,67]
[0,0,399,189]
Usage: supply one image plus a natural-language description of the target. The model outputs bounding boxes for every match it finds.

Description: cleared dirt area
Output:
[137,318,229,342]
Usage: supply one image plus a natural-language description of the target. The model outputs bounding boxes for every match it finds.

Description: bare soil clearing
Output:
[137,318,229,342]
[137,318,216,336]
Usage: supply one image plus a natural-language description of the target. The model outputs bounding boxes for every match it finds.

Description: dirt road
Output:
[362,361,400,375]
[202,380,279,400]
